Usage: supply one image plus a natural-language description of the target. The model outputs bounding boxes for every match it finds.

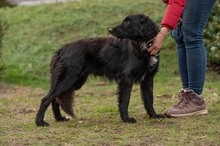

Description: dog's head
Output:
[109,14,159,42]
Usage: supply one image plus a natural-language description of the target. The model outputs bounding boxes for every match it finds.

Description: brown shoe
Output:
[164,89,208,117]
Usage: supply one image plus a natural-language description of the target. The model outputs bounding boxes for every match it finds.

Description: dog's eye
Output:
[126,20,130,24]
[124,18,131,24]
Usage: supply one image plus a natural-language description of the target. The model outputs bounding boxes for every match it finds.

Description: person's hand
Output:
[147,27,169,55]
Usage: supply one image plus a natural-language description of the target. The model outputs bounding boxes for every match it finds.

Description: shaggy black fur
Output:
[36,14,164,126]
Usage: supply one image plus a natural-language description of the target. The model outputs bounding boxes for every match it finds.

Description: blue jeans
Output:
[170,0,216,95]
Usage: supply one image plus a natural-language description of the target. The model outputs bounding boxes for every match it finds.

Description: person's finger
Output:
[150,50,155,55]
[150,48,160,55]
[147,46,154,53]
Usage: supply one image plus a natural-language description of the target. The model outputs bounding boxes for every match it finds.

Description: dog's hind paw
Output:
[56,116,70,122]
[36,121,50,127]
[123,117,137,123]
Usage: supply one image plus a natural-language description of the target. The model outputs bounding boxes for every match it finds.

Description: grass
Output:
[0,77,220,146]
[0,0,220,145]
[0,0,164,88]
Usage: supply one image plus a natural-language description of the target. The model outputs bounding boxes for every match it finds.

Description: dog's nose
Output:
[108,28,113,33]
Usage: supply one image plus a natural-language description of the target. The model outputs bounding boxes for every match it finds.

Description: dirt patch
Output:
[0,84,47,116]
[156,94,174,99]
[0,83,45,99]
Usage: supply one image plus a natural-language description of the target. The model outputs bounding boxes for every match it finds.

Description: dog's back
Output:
[51,37,158,82]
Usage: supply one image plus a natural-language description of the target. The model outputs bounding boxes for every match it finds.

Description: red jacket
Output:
[161,0,186,29]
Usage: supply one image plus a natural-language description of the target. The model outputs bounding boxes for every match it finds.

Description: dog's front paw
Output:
[123,117,137,123]
[56,116,70,122]
[150,114,165,119]
[36,121,50,127]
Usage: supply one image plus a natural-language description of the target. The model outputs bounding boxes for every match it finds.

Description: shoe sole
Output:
[165,109,208,118]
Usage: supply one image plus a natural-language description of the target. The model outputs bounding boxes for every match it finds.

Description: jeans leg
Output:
[181,0,216,95]
[176,39,188,89]
[170,21,189,89]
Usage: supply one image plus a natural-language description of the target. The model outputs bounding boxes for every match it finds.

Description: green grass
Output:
[0,78,220,146]
[0,0,165,88]
[0,0,220,145]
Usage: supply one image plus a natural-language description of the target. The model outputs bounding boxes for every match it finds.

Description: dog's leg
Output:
[140,76,164,118]
[73,73,88,90]
[36,88,74,126]
[117,73,136,123]
[52,99,70,122]
[36,93,56,126]
[36,74,81,126]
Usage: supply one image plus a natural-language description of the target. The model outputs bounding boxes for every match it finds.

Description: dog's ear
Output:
[140,17,159,40]
[140,17,150,39]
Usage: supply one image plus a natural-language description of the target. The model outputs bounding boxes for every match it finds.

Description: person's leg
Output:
[170,21,189,90]
[182,0,216,95]
[176,37,188,90]
[165,0,216,117]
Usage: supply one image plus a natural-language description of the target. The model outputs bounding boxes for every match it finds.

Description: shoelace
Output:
[174,91,193,108]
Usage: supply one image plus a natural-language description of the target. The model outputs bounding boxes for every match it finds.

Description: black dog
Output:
[36,14,164,126]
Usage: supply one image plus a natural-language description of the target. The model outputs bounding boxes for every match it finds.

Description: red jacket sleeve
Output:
[161,0,186,29]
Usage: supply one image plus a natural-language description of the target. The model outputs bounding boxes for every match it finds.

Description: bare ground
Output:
[0,83,45,99]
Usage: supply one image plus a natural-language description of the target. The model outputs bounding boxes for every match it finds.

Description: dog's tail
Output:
[56,88,75,118]
[50,47,75,117]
